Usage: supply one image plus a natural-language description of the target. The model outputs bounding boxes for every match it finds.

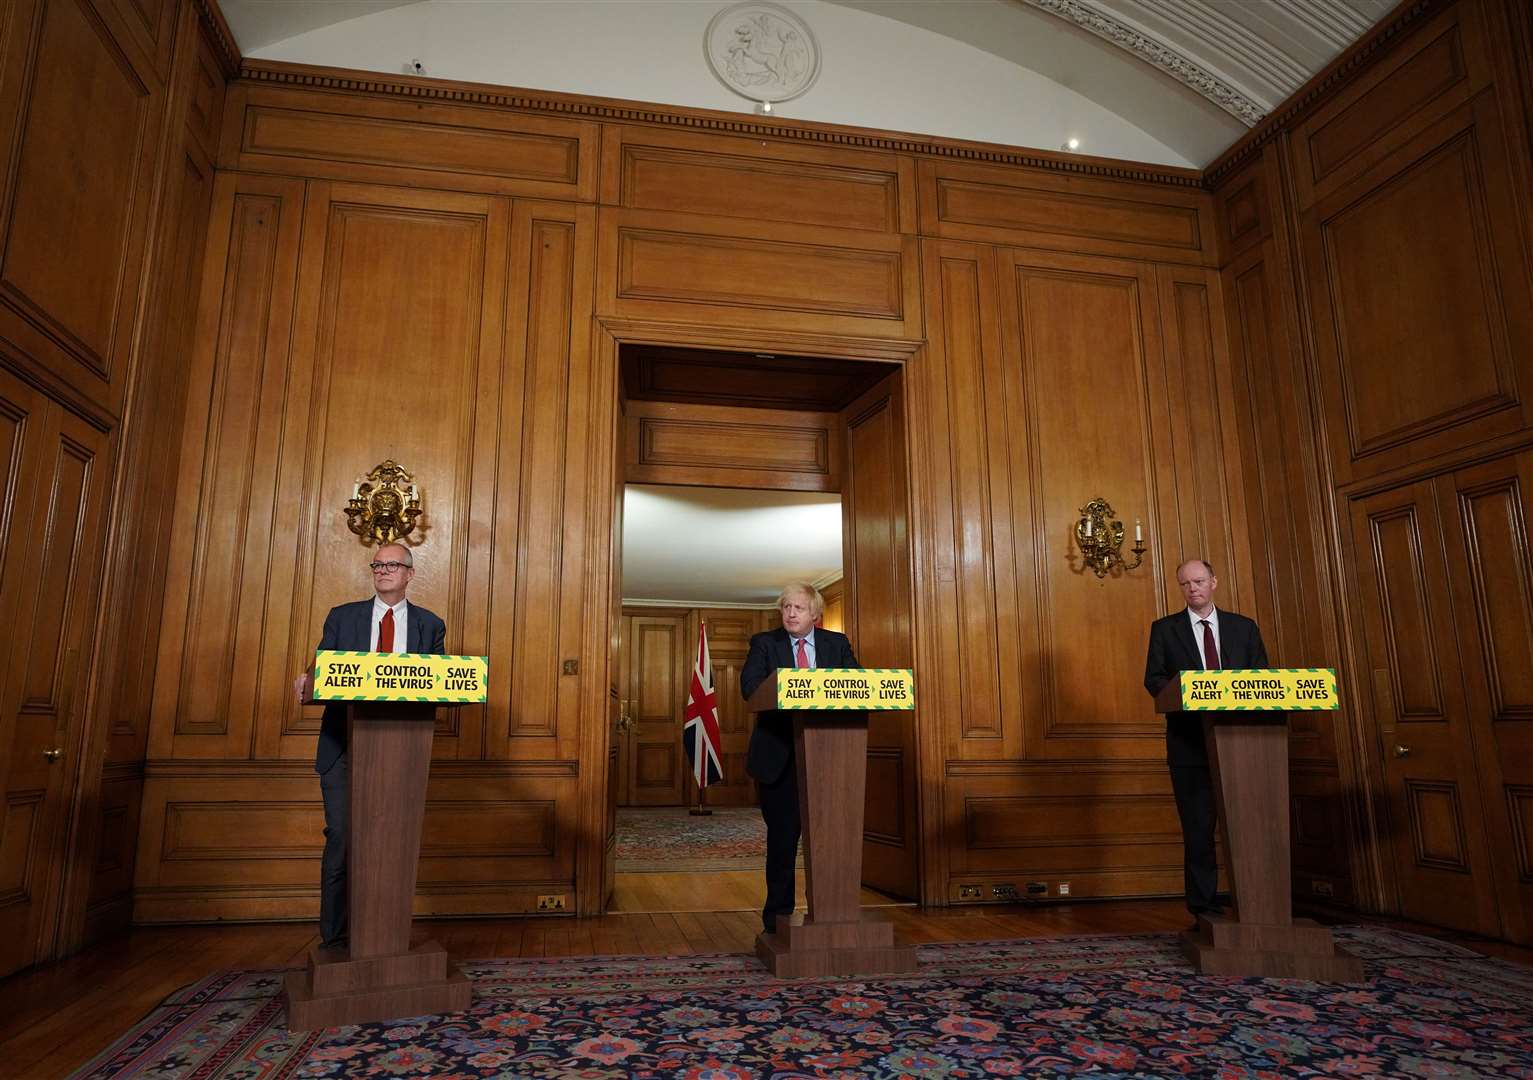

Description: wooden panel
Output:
[183,25,228,159]
[1349,481,1501,935]
[999,251,1167,761]
[841,371,917,898]
[1445,451,1533,943]
[625,399,840,492]
[622,614,684,807]
[918,159,1216,266]
[0,387,111,977]
[918,242,1011,755]
[483,200,596,764]
[102,0,177,77]
[0,0,158,411]
[945,770,1185,900]
[1303,93,1533,483]
[152,174,306,759]
[621,344,889,412]
[134,768,577,920]
[598,207,921,340]
[1291,4,1492,209]
[600,124,914,233]
[85,773,140,909]
[225,84,597,200]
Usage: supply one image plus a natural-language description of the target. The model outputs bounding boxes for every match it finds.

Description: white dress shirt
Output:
[1185,606,1221,669]
[370,596,410,653]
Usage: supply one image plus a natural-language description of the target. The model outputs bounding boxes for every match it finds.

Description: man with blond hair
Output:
[740,582,860,935]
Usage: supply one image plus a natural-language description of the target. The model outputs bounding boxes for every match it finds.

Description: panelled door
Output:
[0,368,111,977]
[618,610,686,806]
[1438,451,1533,944]
[841,370,919,899]
[1350,480,1502,935]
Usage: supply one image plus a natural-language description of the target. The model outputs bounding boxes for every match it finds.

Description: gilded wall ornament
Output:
[345,459,422,545]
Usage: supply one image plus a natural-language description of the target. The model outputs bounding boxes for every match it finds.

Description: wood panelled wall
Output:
[0,0,236,973]
[8,0,1531,963]
[132,61,1243,922]
[1209,0,1533,939]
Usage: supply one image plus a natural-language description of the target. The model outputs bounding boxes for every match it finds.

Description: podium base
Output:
[284,940,472,1030]
[756,914,918,978]
[1181,915,1364,982]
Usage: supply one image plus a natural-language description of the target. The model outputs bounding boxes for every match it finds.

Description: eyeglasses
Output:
[369,561,411,573]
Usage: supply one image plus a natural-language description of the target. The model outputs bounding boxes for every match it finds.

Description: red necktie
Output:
[795,637,808,668]
[378,607,395,652]
[1199,619,1219,670]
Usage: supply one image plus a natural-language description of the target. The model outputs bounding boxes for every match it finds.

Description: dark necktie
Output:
[795,637,808,668]
[1199,619,1219,670]
[378,607,395,652]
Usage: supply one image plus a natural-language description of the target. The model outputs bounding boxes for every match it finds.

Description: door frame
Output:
[575,317,930,915]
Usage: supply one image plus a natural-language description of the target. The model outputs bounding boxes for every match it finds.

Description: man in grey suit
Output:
[740,582,860,934]
[294,542,446,948]
[1143,557,1269,924]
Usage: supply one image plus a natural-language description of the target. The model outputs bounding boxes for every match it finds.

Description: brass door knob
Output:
[1394,744,1411,758]
[43,748,62,762]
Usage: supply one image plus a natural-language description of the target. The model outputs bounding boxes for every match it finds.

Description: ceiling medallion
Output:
[704,2,821,113]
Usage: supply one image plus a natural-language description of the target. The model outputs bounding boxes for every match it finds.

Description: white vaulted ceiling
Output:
[221,0,1394,167]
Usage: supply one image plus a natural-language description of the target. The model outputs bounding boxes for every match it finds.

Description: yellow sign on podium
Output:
[776,668,915,710]
[312,650,488,703]
[1179,668,1338,711]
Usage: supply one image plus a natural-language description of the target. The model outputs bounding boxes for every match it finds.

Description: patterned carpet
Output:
[616,806,801,872]
[72,926,1533,1078]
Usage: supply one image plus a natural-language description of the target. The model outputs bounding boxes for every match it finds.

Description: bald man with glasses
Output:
[293,542,447,949]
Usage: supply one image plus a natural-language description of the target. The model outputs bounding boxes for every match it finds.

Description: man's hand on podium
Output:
[294,672,313,706]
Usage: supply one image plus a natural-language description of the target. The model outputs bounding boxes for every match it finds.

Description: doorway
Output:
[602,341,921,914]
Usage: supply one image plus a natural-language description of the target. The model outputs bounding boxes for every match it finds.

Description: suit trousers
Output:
[319,752,350,946]
[758,753,800,933]
[1169,761,1218,913]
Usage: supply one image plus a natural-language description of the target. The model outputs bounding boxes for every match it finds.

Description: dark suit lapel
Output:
[351,602,374,651]
[405,601,421,653]
[771,628,794,668]
[1173,614,1205,670]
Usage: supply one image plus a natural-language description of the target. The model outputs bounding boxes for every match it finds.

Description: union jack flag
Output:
[682,621,723,788]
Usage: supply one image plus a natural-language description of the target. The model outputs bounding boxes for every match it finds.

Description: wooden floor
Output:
[2,873,1528,1078]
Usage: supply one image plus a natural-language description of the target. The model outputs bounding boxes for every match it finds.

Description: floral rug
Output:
[616,806,803,872]
[70,926,1533,1078]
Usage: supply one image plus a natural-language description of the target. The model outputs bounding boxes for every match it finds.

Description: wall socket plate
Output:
[1057,881,1071,896]
[536,894,567,911]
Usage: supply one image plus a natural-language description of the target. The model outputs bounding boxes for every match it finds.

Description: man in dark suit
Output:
[740,582,860,935]
[293,542,446,949]
[1144,557,1269,924]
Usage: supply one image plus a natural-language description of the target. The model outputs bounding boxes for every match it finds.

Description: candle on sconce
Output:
[1135,519,1143,542]
[1084,517,1093,537]
[352,482,360,499]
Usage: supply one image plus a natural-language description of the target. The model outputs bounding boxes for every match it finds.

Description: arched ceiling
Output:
[220,0,1393,169]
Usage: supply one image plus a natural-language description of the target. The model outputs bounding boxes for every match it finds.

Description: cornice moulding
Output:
[237,60,1205,190]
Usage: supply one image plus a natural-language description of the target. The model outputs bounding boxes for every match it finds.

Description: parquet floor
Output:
[0,872,1526,1078]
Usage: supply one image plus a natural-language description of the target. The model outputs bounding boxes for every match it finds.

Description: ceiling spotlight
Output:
[1063,137,1081,152]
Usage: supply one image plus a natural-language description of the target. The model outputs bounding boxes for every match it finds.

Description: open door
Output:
[840,368,919,899]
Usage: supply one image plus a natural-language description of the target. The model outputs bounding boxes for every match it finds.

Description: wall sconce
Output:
[345,459,423,545]
[1075,496,1146,578]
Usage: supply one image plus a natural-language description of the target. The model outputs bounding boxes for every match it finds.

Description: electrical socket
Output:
[991,883,1019,900]
[1057,881,1071,896]
[1025,881,1048,896]
[536,893,567,911]
[957,884,982,899]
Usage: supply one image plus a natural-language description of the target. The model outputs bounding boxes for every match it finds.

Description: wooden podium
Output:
[1155,676,1362,981]
[285,701,471,1029]
[746,671,917,978]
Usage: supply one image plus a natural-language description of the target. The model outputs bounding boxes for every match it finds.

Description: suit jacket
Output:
[313,598,448,774]
[1143,607,1268,767]
[740,626,860,785]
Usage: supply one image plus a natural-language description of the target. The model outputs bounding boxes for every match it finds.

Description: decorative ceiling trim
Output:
[238,61,1206,189]
[1019,0,1266,127]
[194,0,243,78]
[1204,0,1445,188]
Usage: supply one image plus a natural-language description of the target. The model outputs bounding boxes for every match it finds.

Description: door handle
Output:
[1394,744,1411,758]
[43,748,62,762]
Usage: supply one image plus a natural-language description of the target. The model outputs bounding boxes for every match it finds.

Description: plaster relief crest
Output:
[705,2,821,105]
